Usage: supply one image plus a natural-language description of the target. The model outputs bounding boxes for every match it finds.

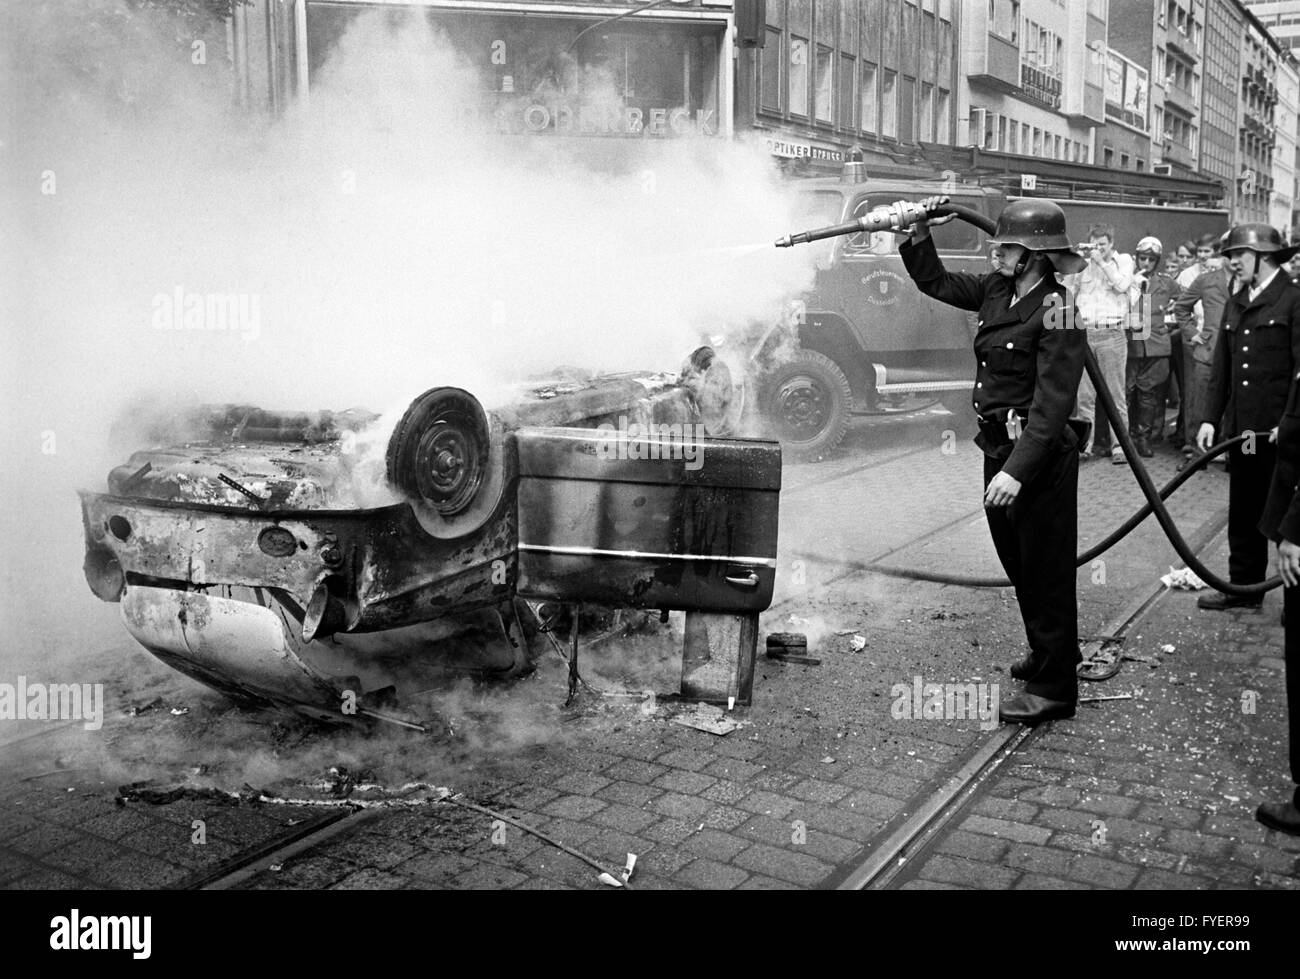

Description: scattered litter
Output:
[786,615,811,628]
[671,703,744,736]
[834,629,856,636]
[850,635,867,652]
[125,697,164,717]
[1162,566,1207,590]
[1121,653,1159,664]
[1224,795,1240,803]
[1078,692,1135,703]
[767,653,821,666]
[1160,644,1176,654]
[621,853,637,884]
[766,632,807,649]
[821,756,836,764]
[269,864,283,872]
[169,707,189,716]
[598,872,623,887]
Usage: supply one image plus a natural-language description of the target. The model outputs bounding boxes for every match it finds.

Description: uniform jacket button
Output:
[1243,380,1250,386]
[1006,342,1014,348]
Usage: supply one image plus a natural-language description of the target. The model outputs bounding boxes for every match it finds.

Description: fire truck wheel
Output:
[760,350,852,461]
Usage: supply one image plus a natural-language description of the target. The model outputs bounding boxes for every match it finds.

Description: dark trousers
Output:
[1284,585,1300,802]
[1169,331,1184,436]
[1126,356,1171,440]
[983,449,1081,703]
[1228,439,1278,585]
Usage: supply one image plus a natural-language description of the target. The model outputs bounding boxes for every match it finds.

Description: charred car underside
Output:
[79,351,781,725]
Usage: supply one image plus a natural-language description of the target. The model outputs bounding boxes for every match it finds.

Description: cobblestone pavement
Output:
[2,414,1294,890]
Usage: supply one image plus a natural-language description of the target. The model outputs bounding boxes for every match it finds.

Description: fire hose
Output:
[778,200,1283,597]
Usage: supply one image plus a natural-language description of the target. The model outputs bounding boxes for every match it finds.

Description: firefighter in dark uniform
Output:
[1196,224,1300,610]
[1257,367,1300,835]
[897,197,1088,725]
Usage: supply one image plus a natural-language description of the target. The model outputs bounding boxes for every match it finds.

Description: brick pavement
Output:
[6,425,1293,891]
[895,532,1300,890]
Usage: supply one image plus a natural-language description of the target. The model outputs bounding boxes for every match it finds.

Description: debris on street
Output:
[1161,566,1207,590]
[670,703,745,736]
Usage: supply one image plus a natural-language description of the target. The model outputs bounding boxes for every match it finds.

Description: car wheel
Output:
[760,350,853,461]
[386,387,507,538]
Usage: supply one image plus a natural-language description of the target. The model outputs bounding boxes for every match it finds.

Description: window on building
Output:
[919,81,934,142]
[1104,146,1115,166]
[1136,158,1145,171]
[815,44,833,122]
[899,75,915,142]
[838,54,855,129]
[990,0,1019,42]
[790,36,810,116]
[1121,152,1130,168]
[1033,128,1043,155]
[760,28,781,111]
[936,87,951,142]
[881,69,898,137]
[861,62,878,132]
[1008,118,1019,154]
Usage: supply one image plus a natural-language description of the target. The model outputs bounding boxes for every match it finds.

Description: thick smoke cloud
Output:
[1,2,816,697]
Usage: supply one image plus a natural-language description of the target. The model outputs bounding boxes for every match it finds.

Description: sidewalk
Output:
[895,531,1300,890]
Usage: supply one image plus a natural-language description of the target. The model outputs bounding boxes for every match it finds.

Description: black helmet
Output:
[1221,222,1300,261]
[987,199,1085,274]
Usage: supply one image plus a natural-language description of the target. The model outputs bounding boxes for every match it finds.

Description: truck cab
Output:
[758,175,1004,459]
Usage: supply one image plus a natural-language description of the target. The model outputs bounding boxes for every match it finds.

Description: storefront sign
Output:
[503,102,716,136]
[764,136,843,162]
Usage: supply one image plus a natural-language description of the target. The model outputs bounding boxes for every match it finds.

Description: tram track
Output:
[829,511,1230,890]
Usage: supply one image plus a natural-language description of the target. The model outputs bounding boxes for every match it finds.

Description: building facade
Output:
[739,0,962,174]
[1239,8,1283,220]
[233,0,737,160]
[958,0,1106,166]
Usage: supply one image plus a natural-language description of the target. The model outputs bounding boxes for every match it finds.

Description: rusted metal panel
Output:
[514,427,781,612]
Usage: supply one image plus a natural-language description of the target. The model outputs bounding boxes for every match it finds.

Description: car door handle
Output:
[725,569,760,588]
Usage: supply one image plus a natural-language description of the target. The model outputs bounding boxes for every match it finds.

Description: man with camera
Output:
[1071,225,1134,465]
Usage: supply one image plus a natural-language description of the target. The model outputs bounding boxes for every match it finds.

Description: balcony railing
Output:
[969,32,1021,91]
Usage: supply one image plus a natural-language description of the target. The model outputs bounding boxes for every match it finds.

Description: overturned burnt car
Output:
[79,351,781,724]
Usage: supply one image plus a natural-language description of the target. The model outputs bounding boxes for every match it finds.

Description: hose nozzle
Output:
[775,199,935,248]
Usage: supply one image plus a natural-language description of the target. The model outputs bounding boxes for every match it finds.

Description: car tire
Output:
[760,350,853,461]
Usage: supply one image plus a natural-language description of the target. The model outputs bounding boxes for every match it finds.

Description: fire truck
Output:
[755,171,1229,460]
